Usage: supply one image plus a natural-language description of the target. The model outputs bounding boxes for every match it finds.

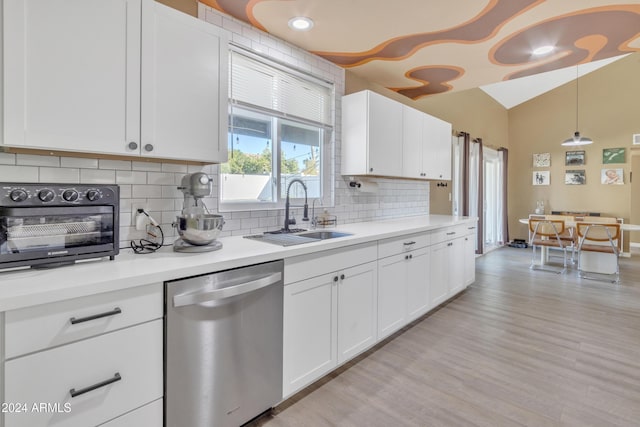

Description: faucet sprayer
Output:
[283,179,309,232]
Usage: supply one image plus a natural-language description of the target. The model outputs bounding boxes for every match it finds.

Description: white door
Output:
[337,262,377,363]
[406,247,430,320]
[140,0,228,162]
[464,231,476,286]
[282,274,337,397]
[377,254,407,339]
[3,0,141,154]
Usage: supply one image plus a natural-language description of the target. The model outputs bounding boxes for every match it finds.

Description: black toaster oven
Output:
[0,183,119,269]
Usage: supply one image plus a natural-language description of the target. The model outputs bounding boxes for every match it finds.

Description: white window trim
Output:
[219,45,335,213]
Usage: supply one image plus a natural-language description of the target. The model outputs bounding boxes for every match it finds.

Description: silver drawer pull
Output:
[70,372,121,398]
[446,232,456,235]
[70,307,122,325]
[467,226,476,230]
[403,241,416,246]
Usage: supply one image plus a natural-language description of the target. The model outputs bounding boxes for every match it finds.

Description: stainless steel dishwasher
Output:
[165,260,284,427]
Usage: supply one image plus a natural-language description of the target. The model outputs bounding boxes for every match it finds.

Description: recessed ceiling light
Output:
[288,17,314,31]
[532,45,554,55]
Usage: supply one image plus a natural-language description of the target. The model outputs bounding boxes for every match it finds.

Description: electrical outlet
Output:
[131,203,148,226]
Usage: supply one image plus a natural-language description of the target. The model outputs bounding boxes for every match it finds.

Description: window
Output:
[219,49,334,211]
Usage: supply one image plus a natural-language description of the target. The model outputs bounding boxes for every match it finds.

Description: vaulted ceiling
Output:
[201,0,640,106]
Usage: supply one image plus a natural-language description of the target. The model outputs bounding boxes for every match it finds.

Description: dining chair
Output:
[544,214,578,263]
[528,218,569,274]
[576,222,621,284]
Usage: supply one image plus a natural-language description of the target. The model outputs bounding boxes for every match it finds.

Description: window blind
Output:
[229,50,333,127]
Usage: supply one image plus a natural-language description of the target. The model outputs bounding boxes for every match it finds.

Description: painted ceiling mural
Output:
[201,0,640,100]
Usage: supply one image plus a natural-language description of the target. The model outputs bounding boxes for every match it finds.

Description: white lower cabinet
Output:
[283,273,337,398]
[377,254,408,339]
[283,261,377,398]
[4,320,163,427]
[100,399,163,427]
[283,243,378,398]
[430,224,477,307]
[406,247,430,321]
[336,262,378,363]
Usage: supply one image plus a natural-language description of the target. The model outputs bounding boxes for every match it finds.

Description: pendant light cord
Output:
[575,65,579,132]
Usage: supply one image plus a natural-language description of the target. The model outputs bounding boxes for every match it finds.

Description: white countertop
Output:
[0,215,475,312]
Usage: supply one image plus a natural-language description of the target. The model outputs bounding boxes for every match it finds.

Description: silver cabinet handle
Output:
[403,241,416,246]
[128,142,138,150]
[467,226,476,230]
[70,307,122,324]
[173,272,282,307]
[70,373,121,398]
[144,143,154,152]
[446,232,456,235]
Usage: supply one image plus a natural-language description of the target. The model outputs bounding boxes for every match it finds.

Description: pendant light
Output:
[562,65,593,146]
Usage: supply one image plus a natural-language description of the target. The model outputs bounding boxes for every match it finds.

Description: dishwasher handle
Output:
[173,272,282,307]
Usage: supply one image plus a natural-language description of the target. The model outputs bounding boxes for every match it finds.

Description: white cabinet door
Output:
[377,253,407,339]
[283,273,337,398]
[402,105,424,179]
[406,247,430,321]
[367,91,403,176]
[464,229,476,286]
[337,261,377,363]
[429,240,450,308]
[140,0,228,162]
[341,90,402,177]
[449,237,466,295]
[422,113,452,180]
[3,0,141,154]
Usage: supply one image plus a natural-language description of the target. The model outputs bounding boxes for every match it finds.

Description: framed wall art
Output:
[533,153,550,167]
[601,168,624,184]
[565,170,586,185]
[603,148,625,164]
[565,151,585,166]
[532,171,550,186]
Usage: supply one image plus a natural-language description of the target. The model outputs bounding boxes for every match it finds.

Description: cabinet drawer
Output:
[378,232,429,259]
[430,224,473,244]
[101,399,163,427]
[4,320,163,427]
[5,283,162,359]
[285,242,377,284]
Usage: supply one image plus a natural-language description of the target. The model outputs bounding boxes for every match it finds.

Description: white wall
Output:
[0,6,430,249]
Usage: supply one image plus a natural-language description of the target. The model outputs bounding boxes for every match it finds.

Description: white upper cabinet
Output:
[422,113,452,180]
[2,0,228,163]
[3,0,141,154]
[342,90,451,180]
[341,90,403,177]
[140,0,227,162]
[402,104,452,180]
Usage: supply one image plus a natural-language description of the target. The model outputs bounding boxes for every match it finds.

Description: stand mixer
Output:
[173,172,224,252]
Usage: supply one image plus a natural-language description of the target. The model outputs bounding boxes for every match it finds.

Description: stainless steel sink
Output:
[297,231,352,240]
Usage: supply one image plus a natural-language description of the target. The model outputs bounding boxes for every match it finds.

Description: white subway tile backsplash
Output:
[147,172,175,185]
[0,165,39,182]
[0,153,16,165]
[99,159,132,170]
[16,154,59,167]
[61,157,98,169]
[118,184,132,199]
[116,170,147,185]
[132,161,163,172]
[147,198,175,212]
[132,185,162,198]
[39,167,80,183]
[80,168,116,184]
[161,163,188,173]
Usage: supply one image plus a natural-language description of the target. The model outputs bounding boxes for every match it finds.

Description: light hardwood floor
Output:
[251,247,640,427]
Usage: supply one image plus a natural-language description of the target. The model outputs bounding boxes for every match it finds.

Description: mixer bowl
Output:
[175,214,224,246]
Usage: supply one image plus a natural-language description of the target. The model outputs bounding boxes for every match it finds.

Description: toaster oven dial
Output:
[62,189,79,202]
[10,189,28,202]
[38,189,55,202]
[86,190,100,201]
